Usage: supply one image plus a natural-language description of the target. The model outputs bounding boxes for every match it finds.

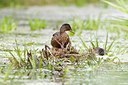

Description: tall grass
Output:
[2,36,119,82]
[69,16,102,36]
[29,19,46,31]
[79,34,115,55]
[103,0,128,38]
[85,16,102,30]
[0,0,101,8]
[69,18,85,36]
[0,16,17,33]
[103,0,128,14]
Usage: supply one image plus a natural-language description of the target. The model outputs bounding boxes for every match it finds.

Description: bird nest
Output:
[9,44,105,69]
[42,45,80,58]
[40,45,104,60]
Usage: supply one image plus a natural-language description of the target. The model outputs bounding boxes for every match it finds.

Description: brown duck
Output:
[51,23,72,49]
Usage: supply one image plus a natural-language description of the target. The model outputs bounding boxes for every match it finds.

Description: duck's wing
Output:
[51,32,62,48]
[52,32,61,42]
[53,32,60,36]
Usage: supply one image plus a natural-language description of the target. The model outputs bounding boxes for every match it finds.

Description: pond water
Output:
[0,6,128,85]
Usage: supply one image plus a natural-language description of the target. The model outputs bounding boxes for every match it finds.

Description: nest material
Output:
[42,45,79,58]
[26,45,105,66]
[41,45,106,61]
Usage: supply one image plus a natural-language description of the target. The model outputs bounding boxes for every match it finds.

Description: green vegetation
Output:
[0,16,17,33]
[69,18,85,36]
[0,36,117,82]
[68,0,128,38]
[103,0,128,38]
[104,17,128,34]
[29,19,46,31]
[85,16,101,30]
[69,16,102,36]
[79,34,115,55]
[0,17,47,33]
[104,0,128,14]
[0,0,103,8]
[5,36,114,70]
[67,0,128,38]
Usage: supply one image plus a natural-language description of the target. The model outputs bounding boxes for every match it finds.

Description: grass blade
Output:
[79,36,89,50]
[107,39,115,52]
[90,41,95,48]
[104,33,108,51]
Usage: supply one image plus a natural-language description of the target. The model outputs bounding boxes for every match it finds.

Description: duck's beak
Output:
[70,31,75,34]
[70,30,75,34]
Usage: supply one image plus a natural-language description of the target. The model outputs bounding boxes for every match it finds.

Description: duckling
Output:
[51,23,72,49]
[94,47,105,56]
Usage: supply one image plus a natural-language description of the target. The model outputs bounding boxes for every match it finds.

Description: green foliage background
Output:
[0,0,102,7]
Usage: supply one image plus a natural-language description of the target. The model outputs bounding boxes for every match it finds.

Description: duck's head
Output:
[94,47,105,56]
[60,23,72,33]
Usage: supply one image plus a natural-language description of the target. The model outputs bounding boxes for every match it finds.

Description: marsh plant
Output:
[104,17,128,33]
[85,16,102,30]
[29,19,46,31]
[8,35,116,69]
[103,0,128,14]
[103,0,128,38]
[8,42,46,69]
[1,35,118,83]
[0,0,101,8]
[79,34,119,66]
[68,18,85,36]
[79,34,115,56]
[0,16,17,33]
[69,17,102,36]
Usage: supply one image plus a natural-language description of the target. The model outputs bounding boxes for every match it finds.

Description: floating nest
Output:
[41,45,105,59]
[42,45,80,58]
[8,44,105,69]
[26,45,106,64]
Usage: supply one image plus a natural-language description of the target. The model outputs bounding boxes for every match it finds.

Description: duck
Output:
[51,23,72,49]
[94,47,105,56]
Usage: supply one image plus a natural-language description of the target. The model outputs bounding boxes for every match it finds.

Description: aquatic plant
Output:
[29,19,46,31]
[69,17,102,36]
[0,0,101,8]
[6,37,108,69]
[103,0,128,14]
[103,0,128,38]
[3,35,118,83]
[8,40,29,69]
[103,17,128,39]
[0,16,17,33]
[68,18,85,36]
[103,34,115,54]
[79,34,115,55]
[85,16,102,30]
